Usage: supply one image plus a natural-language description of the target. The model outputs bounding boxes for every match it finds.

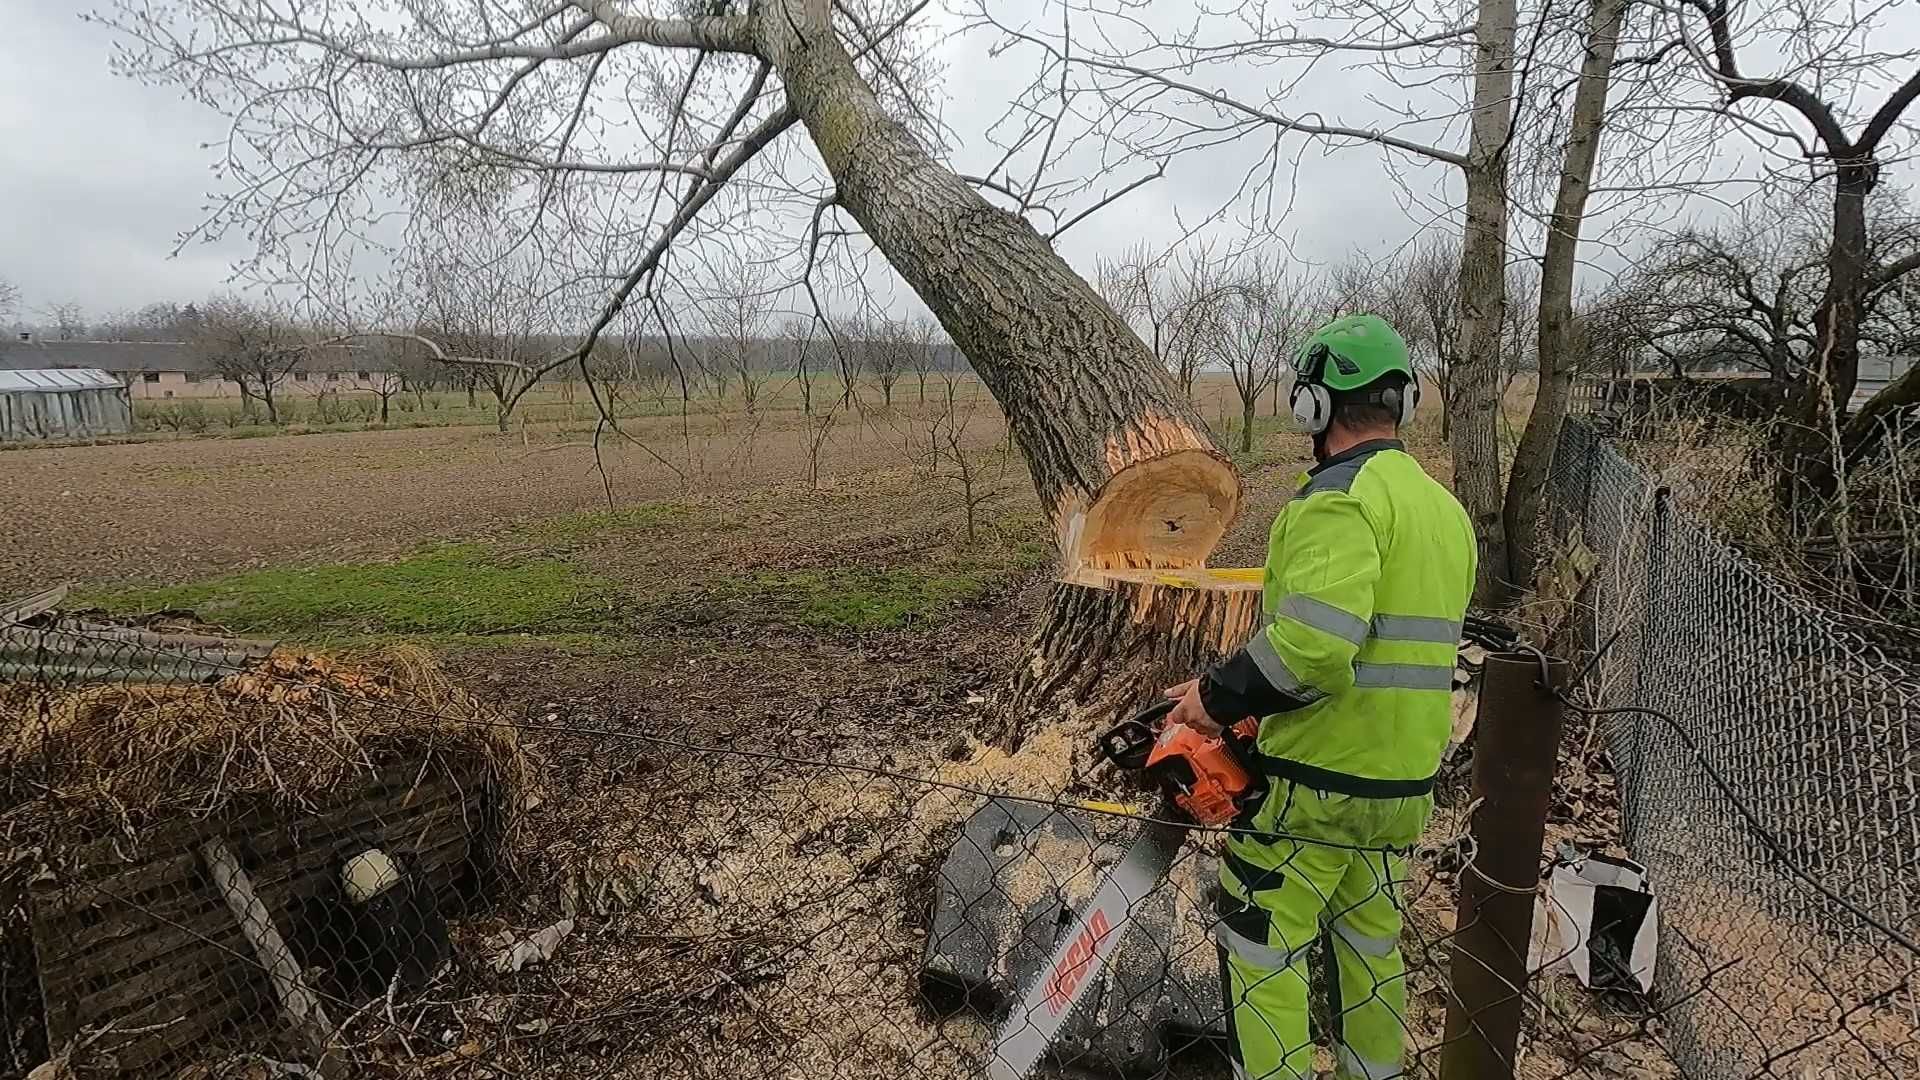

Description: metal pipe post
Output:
[1439,651,1567,1080]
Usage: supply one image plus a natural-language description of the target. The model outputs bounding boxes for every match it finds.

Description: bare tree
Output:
[1210,255,1292,455]
[707,260,777,415]
[1098,242,1230,399]
[1398,238,1466,440]
[863,317,911,411]
[0,279,17,353]
[409,238,554,435]
[1502,261,1541,390]
[386,337,449,410]
[1656,0,1920,505]
[363,337,413,423]
[1613,194,1920,386]
[967,0,1614,599]
[913,391,1011,542]
[908,315,940,406]
[106,0,1254,742]
[39,302,87,341]
[98,301,204,342]
[781,317,823,415]
[193,295,306,422]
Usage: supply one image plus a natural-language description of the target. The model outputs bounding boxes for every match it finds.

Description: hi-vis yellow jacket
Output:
[1199,439,1477,796]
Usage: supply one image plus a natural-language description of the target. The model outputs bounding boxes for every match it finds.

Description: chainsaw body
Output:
[1100,700,1264,827]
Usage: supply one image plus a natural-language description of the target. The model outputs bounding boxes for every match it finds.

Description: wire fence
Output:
[3,433,1916,1080]
[1549,416,1920,1080]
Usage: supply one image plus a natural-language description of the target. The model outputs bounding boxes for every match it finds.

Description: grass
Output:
[78,499,1046,644]
[82,543,623,641]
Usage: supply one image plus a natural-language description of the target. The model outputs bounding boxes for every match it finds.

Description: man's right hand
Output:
[1163,678,1224,736]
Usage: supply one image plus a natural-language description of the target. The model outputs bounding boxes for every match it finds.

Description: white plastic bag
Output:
[1547,854,1658,993]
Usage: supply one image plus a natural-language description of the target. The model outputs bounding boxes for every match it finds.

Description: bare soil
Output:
[0,406,1015,595]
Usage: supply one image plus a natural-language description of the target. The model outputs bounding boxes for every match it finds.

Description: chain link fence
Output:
[4,473,1916,1080]
[1549,416,1920,1079]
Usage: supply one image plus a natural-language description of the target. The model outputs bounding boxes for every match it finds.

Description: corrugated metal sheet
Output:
[0,370,133,441]
[0,367,124,391]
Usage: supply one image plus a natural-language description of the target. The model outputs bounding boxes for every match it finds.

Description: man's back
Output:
[1254,439,1477,788]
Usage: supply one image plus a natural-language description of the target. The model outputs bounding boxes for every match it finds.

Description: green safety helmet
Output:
[1289,314,1418,433]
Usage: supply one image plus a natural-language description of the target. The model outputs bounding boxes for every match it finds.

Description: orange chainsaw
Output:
[1098,698,1265,826]
[989,700,1265,1080]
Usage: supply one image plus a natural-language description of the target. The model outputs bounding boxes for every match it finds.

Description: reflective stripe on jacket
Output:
[1209,438,1476,794]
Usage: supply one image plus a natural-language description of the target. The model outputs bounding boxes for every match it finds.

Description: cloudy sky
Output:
[1,4,250,319]
[0,1,1902,329]
[0,2,1480,327]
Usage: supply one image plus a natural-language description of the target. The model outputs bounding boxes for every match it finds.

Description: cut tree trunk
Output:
[760,3,1244,741]
[1500,0,1625,603]
[988,568,1265,748]
[763,6,1238,573]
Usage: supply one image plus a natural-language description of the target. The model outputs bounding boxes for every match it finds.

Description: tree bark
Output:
[1499,0,1625,603]
[756,3,1242,742]
[1452,0,1519,603]
[762,3,1239,575]
[1779,162,1874,515]
[1240,396,1256,454]
[989,568,1265,747]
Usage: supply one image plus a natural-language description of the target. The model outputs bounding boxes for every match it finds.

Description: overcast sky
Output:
[1,4,250,319]
[0,2,1472,326]
[0,2,1908,329]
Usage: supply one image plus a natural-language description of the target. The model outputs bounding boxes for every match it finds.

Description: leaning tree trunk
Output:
[1452,0,1518,604]
[763,2,1242,745]
[1499,0,1625,603]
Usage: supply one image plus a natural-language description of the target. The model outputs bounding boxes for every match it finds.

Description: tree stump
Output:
[988,566,1265,751]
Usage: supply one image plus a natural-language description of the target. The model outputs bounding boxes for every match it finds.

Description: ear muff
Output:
[1378,377,1421,427]
[1291,343,1335,434]
[1290,381,1333,434]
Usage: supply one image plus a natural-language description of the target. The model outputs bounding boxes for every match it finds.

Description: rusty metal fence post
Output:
[1440,651,1567,1080]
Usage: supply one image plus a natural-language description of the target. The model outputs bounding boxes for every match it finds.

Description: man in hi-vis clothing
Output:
[1164,314,1476,1080]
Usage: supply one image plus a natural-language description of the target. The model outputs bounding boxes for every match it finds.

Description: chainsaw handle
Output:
[1098,700,1176,771]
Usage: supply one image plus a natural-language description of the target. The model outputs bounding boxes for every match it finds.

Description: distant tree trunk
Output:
[466,376,478,409]
[1780,162,1874,516]
[258,380,279,424]
[760,1,1241,743]
[1240,395,1257,453]
[1499,0,1625,603]
[1451,0,1518,603]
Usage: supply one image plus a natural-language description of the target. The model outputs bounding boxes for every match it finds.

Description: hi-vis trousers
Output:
[1214,781,1431,1080]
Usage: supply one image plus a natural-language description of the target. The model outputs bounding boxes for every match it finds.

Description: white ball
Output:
[341,847,402,904]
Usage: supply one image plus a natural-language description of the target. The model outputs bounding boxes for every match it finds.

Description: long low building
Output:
[0,336,394,400]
